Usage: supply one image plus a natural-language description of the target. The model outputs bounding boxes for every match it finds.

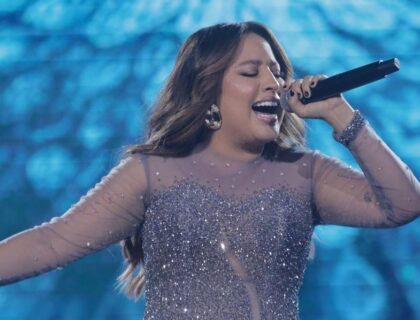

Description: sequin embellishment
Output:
[140,180,314,320]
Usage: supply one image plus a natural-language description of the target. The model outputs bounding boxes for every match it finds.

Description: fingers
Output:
[310,74,328,90]
[289,79,303,99]
[282,79,303,114]
[301,76,314,99]
[289,74,328,99]
[281,74,329,116]
[281,74,347,119]
[281,78,292,92]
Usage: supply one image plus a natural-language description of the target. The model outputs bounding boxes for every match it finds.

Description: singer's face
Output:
[215,33,284,149]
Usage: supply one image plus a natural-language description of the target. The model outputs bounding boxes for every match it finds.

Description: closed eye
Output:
[240,70,284,79]
[240,73,257,77]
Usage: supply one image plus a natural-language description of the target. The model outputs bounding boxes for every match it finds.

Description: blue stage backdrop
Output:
[0,1,419,319]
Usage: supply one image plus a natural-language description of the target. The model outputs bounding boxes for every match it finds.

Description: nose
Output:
[263,68,281,93]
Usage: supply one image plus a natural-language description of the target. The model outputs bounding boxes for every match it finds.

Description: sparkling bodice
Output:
[1,122,419,320]
[138,145,316,319]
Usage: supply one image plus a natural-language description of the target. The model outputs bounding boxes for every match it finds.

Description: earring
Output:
[204,104,222,130]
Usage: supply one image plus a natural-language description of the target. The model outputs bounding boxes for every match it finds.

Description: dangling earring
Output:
[204,104,222,130]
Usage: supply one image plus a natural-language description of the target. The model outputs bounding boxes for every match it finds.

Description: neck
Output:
[201,133,265,163]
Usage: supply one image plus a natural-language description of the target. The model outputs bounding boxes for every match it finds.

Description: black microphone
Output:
[298,58,400,105]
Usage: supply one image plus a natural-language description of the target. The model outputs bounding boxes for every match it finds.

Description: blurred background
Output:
[0,0,419,319]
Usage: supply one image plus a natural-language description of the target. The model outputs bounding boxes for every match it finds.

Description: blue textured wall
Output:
[0,1,419,319]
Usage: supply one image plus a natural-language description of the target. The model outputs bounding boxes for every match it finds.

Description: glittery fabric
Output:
[1,119,419,320]
[142,180,313,319]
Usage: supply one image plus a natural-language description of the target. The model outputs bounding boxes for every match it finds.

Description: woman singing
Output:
[1,21,419,319]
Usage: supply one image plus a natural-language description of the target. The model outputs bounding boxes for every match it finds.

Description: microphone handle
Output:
[300,58,400,104]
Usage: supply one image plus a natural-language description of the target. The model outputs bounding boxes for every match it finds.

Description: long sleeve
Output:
[311,123,420,228]
[0,154,148,285]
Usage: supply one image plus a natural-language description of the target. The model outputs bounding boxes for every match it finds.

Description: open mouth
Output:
[251,100,279,125]
[251,100,280,115]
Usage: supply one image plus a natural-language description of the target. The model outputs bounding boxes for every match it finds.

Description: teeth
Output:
[252,100,279,115]
[253,101,278,107]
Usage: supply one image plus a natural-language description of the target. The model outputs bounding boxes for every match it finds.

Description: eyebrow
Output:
[238,59,280,67]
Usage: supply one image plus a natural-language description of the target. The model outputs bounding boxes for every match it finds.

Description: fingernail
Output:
[297,92,302,98]
[290,91,295,96]
[311,81,315,86]
[304,91,309,98]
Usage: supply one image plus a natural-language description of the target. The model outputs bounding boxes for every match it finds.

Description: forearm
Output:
[323,106,420,226]
[347,123,420,225]
[0,225,67,285]
[0,155,147,285]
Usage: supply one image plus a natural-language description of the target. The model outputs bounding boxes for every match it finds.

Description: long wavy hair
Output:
[117,21,306,299]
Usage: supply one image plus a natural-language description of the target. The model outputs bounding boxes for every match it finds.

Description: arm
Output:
[312,110,420,227]
[0,154,148,285]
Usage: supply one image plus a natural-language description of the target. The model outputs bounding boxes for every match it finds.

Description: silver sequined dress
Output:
[1,116,419,320]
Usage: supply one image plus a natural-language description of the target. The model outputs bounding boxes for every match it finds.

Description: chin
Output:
[252,131,278,145]
[249,117,280,144]
[257,125,279,142]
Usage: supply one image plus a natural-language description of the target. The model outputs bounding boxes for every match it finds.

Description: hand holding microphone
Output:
[280,58,400,118]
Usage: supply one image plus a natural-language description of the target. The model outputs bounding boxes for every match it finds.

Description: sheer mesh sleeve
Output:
[0,154,147,285]
[312,123,420,227]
